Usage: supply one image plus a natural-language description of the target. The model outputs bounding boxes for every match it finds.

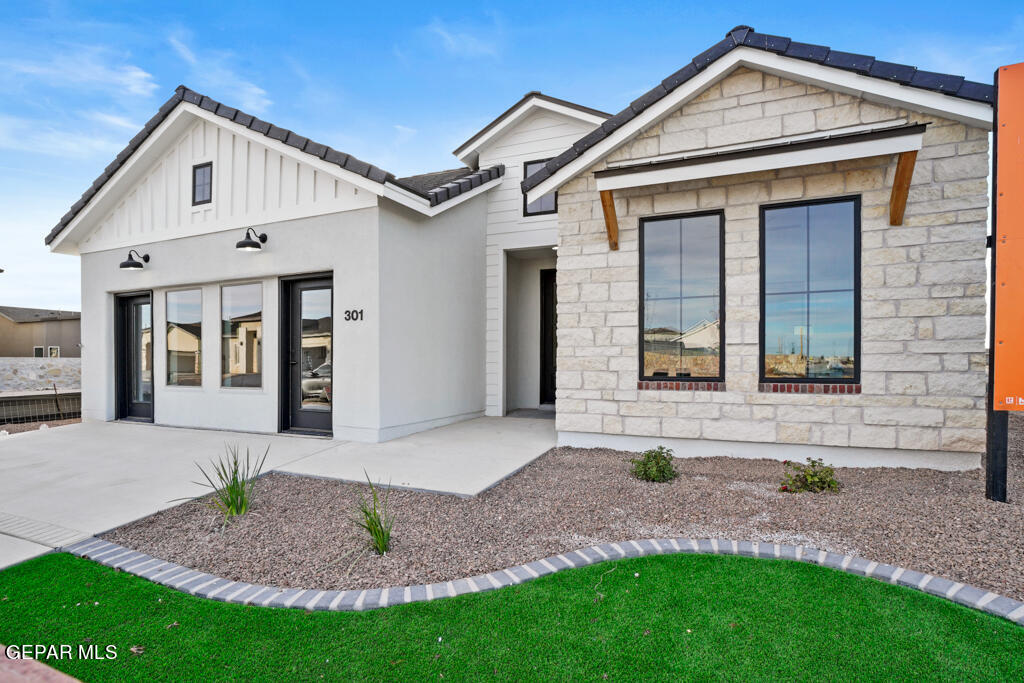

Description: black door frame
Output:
[279,272,333,435]
[114,291,154,422]
[539,268,557,405]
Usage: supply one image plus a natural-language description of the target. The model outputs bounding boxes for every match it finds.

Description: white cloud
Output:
[393,124,417,146]
[167,30,271,114]
[0,46,158,98]
[890,17,1024,83]
[425,17,502,58]
[84,111,141,131]
[0,114,123,158]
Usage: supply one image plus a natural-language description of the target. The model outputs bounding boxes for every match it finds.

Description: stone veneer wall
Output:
[0,358,82,393]
[554,66,989,457]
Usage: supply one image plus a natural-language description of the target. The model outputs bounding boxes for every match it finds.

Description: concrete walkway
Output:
[0,417,554,569]
[276,417,555,496]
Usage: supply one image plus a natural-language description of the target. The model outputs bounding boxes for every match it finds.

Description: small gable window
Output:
[192,162,212,206]
[523,159,557,216]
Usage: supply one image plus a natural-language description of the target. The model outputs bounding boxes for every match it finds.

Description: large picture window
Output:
[760,197,860,382]
[166,289,202,386]
[640,211,724,381]
[221,283,262,387]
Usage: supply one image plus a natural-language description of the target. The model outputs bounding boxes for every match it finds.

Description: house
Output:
[0,306,81,358]
[46,26,992,468]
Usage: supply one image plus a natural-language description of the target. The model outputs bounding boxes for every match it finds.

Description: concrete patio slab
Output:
[0,534,52,570]
[275,417,555,496]
[0,421,339,558]
[0,416,554,566]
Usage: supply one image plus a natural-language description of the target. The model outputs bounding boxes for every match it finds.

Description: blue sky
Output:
[0,0,1020,310]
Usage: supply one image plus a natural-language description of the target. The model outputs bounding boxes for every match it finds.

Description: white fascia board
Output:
[383,175,503,217]
[527,46,992,202]
[595,129,923,192]
[455,97,609,165]
[48,102,389,254]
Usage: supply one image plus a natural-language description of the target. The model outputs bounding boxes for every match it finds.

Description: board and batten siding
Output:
[478,109,601,415]
[79,117,375,254]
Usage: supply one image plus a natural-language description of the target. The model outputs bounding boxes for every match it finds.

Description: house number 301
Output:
[343,309,364,321]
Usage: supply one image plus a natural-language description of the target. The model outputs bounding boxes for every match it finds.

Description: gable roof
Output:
[0,305,80,323]
[452,91,611,164]
[45,86,504,246]
[521,25,994,196]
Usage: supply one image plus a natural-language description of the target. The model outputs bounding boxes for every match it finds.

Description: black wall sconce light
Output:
[236,228,268,252]
[119,250,149,270]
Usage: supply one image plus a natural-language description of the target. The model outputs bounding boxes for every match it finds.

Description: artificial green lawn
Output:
[1,552,1021,681]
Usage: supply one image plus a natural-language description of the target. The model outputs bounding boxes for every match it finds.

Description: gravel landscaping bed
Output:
[103,416,1024,601]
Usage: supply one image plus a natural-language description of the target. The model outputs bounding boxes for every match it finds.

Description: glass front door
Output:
[282,277,332,433]
[116,293,153,421]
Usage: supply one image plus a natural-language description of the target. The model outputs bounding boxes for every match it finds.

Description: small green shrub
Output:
[356,472,395,555]
[779,457,840,493]
[193,444,269,521]
[630,446,678,483]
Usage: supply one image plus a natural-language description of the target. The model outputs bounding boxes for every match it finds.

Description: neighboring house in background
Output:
[45,26,994,470]
[0,306,81,358]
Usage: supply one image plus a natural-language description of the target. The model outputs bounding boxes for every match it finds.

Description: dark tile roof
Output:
[396,168,474,195]
[521,25,994,193]
[46,86,503,245]
[0,305,81,323]
[453,91,611,158]
[406,165,506,207]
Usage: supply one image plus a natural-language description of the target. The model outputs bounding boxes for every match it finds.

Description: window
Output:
[760,197,860,382]
[192,162,212,205]
[523,159,557,216]
[640,211,724,381]
[167,289,202,386]
[33,346,44,358]
[48,346,60,358]
[221,283,262,387]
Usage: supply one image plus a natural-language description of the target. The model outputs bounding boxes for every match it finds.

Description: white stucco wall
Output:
[506,251,557,410]
[79,208,382,438]
[377,197,488,439]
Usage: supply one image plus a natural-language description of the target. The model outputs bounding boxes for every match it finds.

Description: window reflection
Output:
[167,289,202,386]
[299,288,331,411]
[221,283,262,387]
[642,213,722,379]
[763,200,857,380]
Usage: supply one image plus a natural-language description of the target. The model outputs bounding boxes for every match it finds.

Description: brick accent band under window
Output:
[759,382,861,394]
[638,380,726,392]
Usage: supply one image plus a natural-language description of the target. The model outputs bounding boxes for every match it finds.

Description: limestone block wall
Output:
[554,67,990,458]
[0,358,82,393]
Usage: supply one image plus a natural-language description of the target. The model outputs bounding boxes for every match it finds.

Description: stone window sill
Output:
[758,382,861,394]
[638,380,726,392]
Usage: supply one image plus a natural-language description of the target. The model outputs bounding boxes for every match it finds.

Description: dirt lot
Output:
[0,418,80,434]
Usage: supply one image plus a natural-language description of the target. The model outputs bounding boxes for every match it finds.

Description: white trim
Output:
[455,96,609,164]
[595,128,924,192]
[526,46,992,203]
[557,430,981,471]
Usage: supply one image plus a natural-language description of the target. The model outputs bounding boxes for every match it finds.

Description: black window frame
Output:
[522,159,558,217]
[192,162,213,206]
[638,209,726,383]
[758,195,862,385]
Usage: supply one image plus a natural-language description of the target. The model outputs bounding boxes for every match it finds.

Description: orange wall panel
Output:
[993,62,1024,411]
